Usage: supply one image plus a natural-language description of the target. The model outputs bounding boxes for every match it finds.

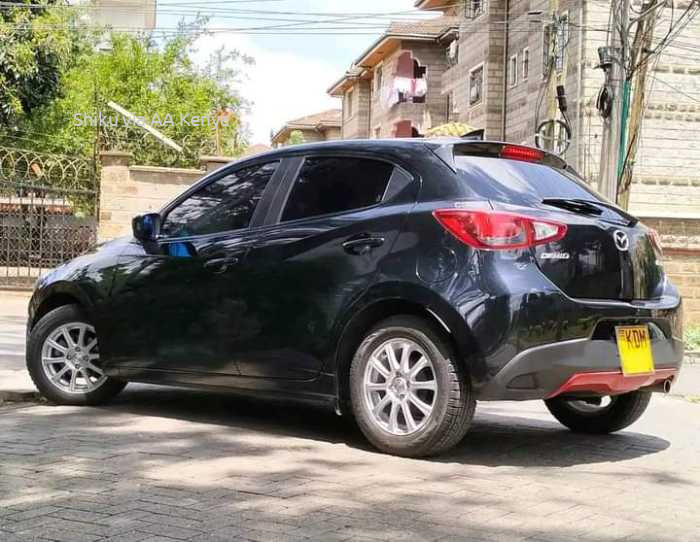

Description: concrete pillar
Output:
[200,156,232,173]
[98,151,133,242]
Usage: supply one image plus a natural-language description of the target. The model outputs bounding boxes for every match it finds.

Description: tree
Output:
[0,1,80,127]
[4,18,251,168]
[287,130,306,146]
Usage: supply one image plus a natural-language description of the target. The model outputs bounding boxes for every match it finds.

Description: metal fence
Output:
[0,146,98,287]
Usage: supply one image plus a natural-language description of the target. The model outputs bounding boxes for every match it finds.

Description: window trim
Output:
[522,47,529,81]
[157,157,287,242]
[346,87,354,117]
[375,62,383,94]
[269,152,415,226]
[468,62,484,107]
[468,0,485,19]
[509,54,518,88]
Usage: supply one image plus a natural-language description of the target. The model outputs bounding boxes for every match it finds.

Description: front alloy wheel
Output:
[350,315,475,457]
[27,305,126,405]
[41,322,107,394]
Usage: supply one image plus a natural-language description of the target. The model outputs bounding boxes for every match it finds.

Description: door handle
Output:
[204,256,240,274]
[342,235,385,255]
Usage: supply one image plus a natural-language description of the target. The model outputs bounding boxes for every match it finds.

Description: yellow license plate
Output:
[616,326,655,376]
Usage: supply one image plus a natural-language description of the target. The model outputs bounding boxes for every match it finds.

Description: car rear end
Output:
[416,141,683,402]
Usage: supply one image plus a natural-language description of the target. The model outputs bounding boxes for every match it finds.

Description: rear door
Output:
[453,150,665,301]
[233,154,418,380]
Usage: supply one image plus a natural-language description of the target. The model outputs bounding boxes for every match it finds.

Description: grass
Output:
[684,325,700,352]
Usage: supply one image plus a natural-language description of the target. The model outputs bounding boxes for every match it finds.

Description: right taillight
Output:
[433,209,567,250]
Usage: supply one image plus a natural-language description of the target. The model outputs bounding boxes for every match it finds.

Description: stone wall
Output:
[641,216,700,324]
[97,151,220,241]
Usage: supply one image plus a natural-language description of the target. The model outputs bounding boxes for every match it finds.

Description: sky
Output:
[157,0,431,145]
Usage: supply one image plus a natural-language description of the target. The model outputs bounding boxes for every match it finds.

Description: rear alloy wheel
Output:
[350,315,475,457]
[362,338,438,435]
[27,305,126,405]
[545,390,652,434]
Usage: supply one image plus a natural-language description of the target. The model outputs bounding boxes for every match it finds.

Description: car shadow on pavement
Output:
[3,389,695,542]
[100,385,671,468]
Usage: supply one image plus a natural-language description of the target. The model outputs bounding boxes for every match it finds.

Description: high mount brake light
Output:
[500,145,545,163]
[433,210,567,250]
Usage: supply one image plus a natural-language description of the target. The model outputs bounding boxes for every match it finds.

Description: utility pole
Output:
[544,0,560,151]
[598,0,630,202]
[618,2,658,210]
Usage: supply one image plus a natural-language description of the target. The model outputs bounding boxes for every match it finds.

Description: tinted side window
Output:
[281,157,393,222]
[161,161,279,237]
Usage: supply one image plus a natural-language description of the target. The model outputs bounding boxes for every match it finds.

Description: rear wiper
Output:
[541,198,603,216]
[542,198,638,226]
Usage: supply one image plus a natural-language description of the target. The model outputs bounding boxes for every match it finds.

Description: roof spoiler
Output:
[431,140,568,173]
[461,129,484,140]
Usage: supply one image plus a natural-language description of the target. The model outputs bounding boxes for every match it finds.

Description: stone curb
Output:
[0,390,40,403]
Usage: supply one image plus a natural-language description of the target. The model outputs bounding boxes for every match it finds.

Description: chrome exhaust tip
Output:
[663,378,672,394]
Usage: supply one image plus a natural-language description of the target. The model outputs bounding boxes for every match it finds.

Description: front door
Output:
[103,160,282,377]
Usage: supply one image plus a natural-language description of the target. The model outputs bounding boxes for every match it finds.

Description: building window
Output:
[448,91,460,120]
[375,65,383,93]
[346,89,354,117]
[522,48,529,81]
[469,64,484,106]
[466,0,485,19]
[446,39,459,67]
[394,52,428,105]
[509,54,518,87]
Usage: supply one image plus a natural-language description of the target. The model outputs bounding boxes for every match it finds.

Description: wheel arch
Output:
[30,282,92,331]
[331,284,479,414]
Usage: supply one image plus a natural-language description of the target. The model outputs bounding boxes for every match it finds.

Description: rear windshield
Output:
[455,156,602,205]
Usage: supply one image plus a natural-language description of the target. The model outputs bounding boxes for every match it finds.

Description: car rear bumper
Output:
[475,333,684,401]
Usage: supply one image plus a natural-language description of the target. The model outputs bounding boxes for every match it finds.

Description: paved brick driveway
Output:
[1,387,699,542]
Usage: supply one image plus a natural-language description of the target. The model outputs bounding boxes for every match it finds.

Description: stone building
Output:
[271,109,342,147]
[328,17,460,139]
[90,0,157,31]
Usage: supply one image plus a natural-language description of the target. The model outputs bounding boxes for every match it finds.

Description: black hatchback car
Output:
[27,139,683,457]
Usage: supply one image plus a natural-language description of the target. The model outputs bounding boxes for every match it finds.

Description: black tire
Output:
[349,315,475,457]
[27,305,126,406]
[544,391,652,434]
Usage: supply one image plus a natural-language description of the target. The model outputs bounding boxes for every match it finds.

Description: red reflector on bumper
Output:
[547,368,677,399]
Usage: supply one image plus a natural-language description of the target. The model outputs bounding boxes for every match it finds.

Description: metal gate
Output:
[0,146,98,287]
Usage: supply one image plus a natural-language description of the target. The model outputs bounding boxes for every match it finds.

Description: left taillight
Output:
[432,209,567,250]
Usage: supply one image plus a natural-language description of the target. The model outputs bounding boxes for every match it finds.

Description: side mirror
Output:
[132,213,161,242]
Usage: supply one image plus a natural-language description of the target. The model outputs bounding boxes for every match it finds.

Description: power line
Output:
[648,75,700,104]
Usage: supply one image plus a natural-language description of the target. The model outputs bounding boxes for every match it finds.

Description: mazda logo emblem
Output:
[614,230,629,251]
